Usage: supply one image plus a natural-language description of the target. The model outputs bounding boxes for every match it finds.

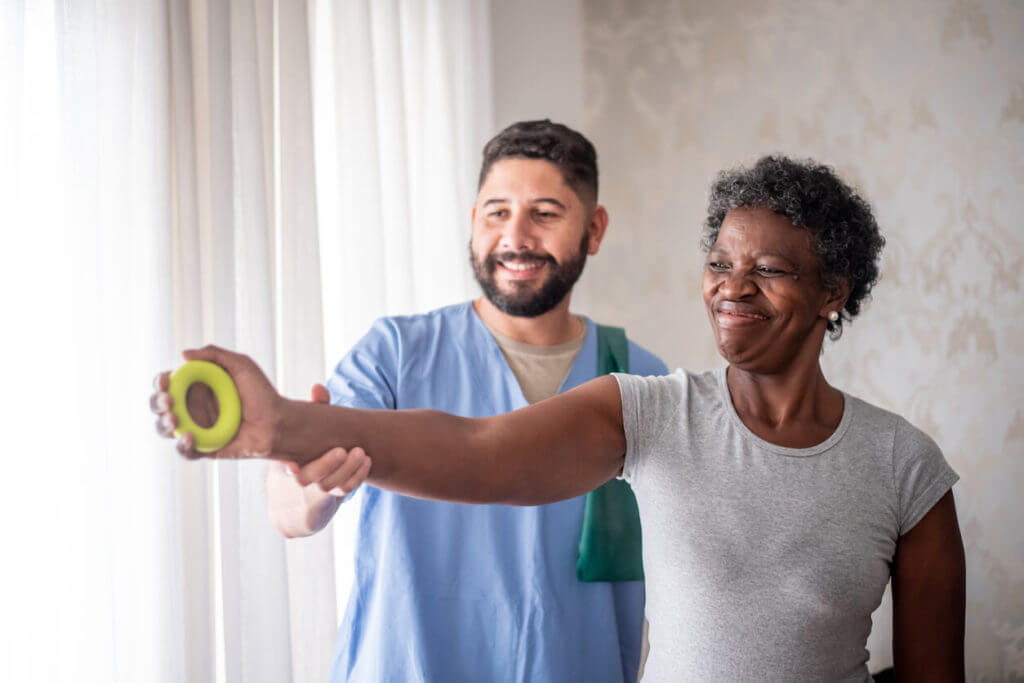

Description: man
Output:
[269,120,669,681]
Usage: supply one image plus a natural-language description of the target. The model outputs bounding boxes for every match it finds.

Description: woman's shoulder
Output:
[614,367,726,426]
[842,392,958,534]
[617,366,721,395]
[842,393,942,456]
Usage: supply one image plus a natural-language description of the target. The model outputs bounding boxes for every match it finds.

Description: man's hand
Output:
[265,383,372,537]
[149,345,284,460]
[278,384,372,500]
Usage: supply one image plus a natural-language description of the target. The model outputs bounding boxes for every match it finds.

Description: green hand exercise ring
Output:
[168,360,242,453]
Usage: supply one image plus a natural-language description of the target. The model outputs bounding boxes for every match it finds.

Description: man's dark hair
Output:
[702,155,885,339]
[478,119,598,204]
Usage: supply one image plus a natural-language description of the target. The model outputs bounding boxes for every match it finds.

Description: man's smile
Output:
[496,258,549,280]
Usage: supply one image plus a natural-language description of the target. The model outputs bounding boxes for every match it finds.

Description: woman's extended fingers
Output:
[150,390,172,414]
[151,372,176,440]
[176,431,199,460]
[182,345,254,382]
[153,371,170,392]
[156,410,177,438]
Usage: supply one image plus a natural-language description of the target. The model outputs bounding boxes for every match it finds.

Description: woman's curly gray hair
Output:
[702,155,885,339]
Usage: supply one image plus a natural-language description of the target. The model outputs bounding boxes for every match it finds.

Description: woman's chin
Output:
[715,339,750,365]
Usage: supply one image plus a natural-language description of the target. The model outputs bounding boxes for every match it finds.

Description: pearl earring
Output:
[827,311,839,322]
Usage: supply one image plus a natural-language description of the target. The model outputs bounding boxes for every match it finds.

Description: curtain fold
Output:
[2,1,185,681]
[1,1,491,681]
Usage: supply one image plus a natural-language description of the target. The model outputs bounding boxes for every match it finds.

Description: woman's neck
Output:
[726,362,844,448]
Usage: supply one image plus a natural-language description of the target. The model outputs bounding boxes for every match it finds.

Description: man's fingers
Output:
[310,383,330,404]
[320,448,369,493]
[330,456,372,498]
[294,447,348,488]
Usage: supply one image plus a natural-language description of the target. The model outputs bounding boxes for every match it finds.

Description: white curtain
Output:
[0,0,491,681]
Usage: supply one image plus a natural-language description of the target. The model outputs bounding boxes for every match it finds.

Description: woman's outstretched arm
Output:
[276,376,625,505]
[152,345,627,506]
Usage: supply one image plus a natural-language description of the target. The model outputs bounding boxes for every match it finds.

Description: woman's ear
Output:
[819,277,852,319]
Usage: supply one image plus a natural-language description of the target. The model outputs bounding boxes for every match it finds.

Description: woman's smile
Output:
[714,301,771,327]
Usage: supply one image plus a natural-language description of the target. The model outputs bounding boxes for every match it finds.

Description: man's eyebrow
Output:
[482,197,568,209]
[533,198,567,210]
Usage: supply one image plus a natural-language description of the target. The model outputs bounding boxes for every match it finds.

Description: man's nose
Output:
[498,211,536,252]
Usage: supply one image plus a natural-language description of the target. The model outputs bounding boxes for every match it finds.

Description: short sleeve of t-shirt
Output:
[892,416,960,535]
[325,317,400,411]
[613,370,684,484]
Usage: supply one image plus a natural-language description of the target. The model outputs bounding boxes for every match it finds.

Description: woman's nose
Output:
[718,269,757,298]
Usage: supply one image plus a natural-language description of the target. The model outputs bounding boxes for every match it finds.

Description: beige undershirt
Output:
[484,322,586,404]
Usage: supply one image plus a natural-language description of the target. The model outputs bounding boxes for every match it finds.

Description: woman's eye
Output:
[756,265,785,276]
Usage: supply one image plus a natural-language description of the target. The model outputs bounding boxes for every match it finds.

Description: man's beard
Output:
[470,231,589,317]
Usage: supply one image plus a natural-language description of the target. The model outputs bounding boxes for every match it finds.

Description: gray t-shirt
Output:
[614,368,959,682]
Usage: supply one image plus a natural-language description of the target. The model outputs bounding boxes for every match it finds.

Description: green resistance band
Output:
[576,325,645,582]
[167,360,241,453]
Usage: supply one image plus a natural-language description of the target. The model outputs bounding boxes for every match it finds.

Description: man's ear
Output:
[587,204,609,256]
[819,277,852,319]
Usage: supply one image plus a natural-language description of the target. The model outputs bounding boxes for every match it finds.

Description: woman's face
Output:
[702,206,839,374]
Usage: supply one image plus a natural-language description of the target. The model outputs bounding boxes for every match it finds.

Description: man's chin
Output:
[482,285,558,318]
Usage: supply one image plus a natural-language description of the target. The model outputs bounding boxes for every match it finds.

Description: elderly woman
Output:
[154,156,965,681]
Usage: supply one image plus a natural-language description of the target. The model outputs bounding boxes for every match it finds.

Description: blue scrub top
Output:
[326,301,669,683]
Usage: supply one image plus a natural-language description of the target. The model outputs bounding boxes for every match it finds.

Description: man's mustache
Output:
[486,252,557,267]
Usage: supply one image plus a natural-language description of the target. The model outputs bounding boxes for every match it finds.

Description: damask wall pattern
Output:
[579,0,1024,679]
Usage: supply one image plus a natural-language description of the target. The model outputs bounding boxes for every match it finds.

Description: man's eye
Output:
[707,262,729,272]
[488,209,508,218]
[535,211,558,219]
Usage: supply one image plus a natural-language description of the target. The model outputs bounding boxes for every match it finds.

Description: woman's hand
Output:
[150,345,284,460]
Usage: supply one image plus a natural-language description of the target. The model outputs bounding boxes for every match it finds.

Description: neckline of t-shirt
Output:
[482,317,587,357]
[714,366,855,457]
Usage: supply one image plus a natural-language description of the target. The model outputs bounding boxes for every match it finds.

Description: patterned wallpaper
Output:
[578,0,1024,678]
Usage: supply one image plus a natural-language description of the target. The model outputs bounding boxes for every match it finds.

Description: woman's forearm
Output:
[270,376,627,505]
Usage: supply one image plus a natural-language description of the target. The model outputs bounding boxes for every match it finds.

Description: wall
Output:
[490,0,585,131]
[579,0,1024,679]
